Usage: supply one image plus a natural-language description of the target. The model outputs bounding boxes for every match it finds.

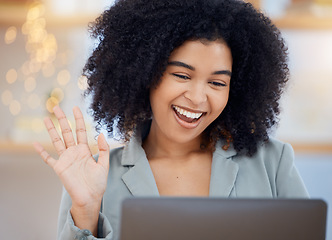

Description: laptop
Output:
[119,197,327,240]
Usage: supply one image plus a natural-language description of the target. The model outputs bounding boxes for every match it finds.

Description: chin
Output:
[165,129,203,145]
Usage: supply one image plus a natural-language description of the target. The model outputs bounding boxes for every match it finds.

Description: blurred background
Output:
[0,0,331,239]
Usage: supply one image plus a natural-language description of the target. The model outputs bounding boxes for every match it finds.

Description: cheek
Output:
[210,92,229,116]
[149,84,175,114]
[150,79,182,106]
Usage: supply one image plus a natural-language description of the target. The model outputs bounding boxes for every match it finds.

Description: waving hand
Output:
[33,106,109,234]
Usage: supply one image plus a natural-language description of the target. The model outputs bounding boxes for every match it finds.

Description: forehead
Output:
[168,40,233,70]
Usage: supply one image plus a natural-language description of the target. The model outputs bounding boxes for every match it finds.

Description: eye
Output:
[172,73,190,80]
[209,81,227,87]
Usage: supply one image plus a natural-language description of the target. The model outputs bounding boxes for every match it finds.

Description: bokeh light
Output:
[6,69,18,84]
[57,69,71,86]
[51,88,64,102]
[46,97,59,113]
[1,1,62,116]
[29,59,42,73]
[1,90,13,106]
[5,26,17,44]
[26,4,45,21]
[24,77,37,92]
[9,100,21,116]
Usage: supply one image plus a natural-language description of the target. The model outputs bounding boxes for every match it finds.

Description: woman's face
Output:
[149,39,232,145]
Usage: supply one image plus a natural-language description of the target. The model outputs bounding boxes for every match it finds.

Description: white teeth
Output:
[174,106,203,119]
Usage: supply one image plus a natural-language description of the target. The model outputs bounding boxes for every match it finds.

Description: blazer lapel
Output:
[121,134,159,197]
[120,134,238,198]
[209,142,239,197]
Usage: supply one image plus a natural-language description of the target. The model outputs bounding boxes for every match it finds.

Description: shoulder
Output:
[256,137,293,159]
[224,137,293,162]
[233,137,295,174]
[226,137,308,198]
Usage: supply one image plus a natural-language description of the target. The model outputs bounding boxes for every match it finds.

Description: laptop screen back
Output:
[120,198,327,240]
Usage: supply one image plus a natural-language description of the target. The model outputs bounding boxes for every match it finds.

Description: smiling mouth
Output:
[172,105,205,123]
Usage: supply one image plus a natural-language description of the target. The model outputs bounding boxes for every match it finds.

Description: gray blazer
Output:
[57,136,308,240]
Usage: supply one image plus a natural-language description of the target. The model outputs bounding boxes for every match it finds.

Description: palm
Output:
[55,144,108,206]
[34,106,110,207]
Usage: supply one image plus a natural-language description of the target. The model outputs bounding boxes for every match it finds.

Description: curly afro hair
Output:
[83,0,289,156]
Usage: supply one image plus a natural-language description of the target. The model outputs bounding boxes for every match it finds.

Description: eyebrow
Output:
[168,61,232,77]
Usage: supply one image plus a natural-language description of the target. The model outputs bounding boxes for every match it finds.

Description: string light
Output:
[2,1,63,116]
[21,61,31,76]
[2,0,83,123]
[5,26,17,44]
[6,69,18,84]
[9,100,21,116]
[28,59,42,73]
[27,5,42,21]
[1,90,13,106]
[51,88,64,102]
[57,69,71,86]
[46,97,59,113]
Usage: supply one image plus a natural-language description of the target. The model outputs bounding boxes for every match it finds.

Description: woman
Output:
[34,0,308,239]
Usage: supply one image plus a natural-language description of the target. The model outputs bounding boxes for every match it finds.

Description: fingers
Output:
[53,105,76,148]
[44,117,66,156]
[97,133,110,170]
[73,106,88,145]
[33,142,57,168]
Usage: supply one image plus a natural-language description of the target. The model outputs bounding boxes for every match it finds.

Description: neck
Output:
[142,121,206,160]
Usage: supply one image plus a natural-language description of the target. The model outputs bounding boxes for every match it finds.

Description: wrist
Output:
[71,197,102,213]
[71,199,102,236]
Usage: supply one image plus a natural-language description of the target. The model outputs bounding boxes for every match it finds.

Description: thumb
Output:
[97,133,110,170]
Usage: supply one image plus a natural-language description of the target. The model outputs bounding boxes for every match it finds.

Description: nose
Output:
[183,81,207,105]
